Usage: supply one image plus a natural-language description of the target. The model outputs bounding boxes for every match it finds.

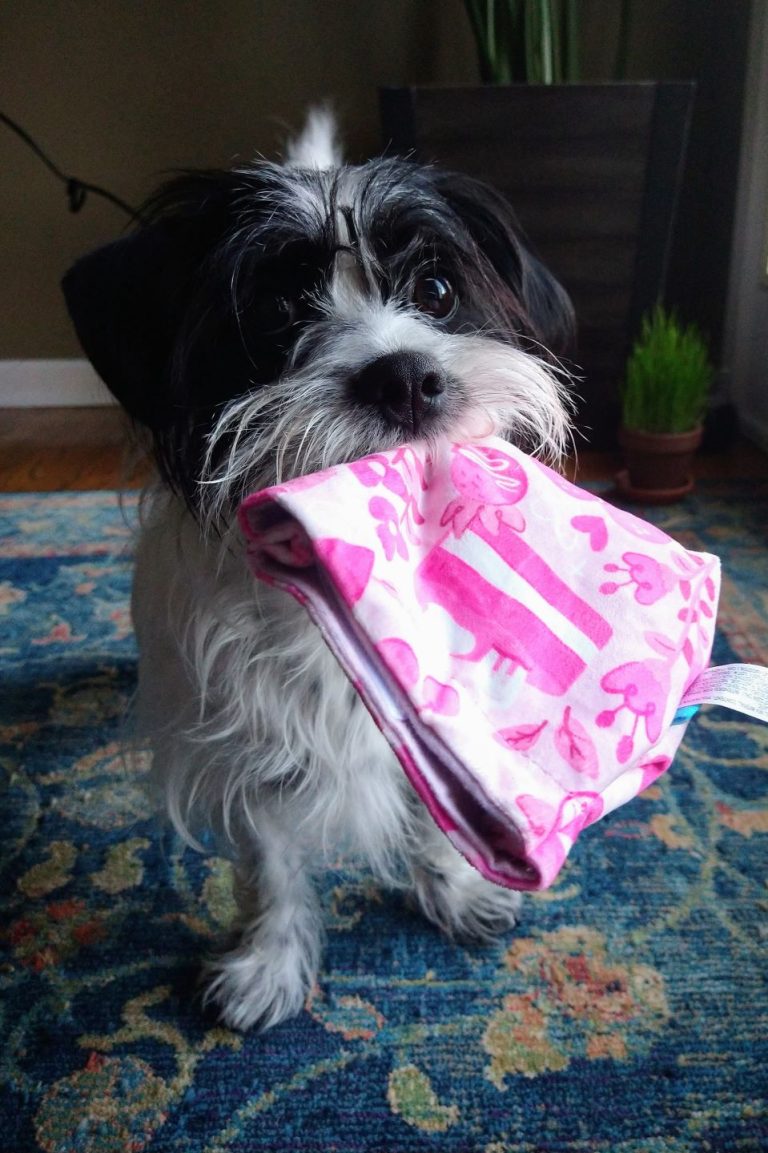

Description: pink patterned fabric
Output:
[238,439,720,890]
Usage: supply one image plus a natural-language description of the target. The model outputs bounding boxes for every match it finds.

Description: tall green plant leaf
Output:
[464,0,579,84]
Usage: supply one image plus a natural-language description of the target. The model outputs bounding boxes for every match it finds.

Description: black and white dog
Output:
[64,110,575,1030]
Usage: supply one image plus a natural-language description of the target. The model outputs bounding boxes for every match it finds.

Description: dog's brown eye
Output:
[253,294,297,335]
[412,275,457,320]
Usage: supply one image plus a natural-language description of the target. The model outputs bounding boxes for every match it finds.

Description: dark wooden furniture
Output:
[381,83,695,446]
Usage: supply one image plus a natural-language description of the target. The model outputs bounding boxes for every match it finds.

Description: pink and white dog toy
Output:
[240,437,767,890]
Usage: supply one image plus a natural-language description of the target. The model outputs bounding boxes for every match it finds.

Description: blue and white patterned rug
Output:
[1,484,766,1152]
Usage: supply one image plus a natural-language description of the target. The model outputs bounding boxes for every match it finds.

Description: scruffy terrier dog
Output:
[63,111,574,1030]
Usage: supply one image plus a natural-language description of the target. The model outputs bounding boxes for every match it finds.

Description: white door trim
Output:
[0,360,114,407]
[724,0,768,452]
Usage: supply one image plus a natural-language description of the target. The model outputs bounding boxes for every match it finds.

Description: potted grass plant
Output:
[617,305,713,502]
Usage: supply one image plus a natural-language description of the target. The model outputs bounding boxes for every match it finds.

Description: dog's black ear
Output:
[434,171,575,356]
[62,172,237,429]
[62,222,192,428]
[518,248,576,359]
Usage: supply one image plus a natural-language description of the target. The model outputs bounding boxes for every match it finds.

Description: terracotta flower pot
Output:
[617,425,703,503]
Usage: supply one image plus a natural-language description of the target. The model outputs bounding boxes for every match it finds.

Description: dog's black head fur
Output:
[63,157,574,509]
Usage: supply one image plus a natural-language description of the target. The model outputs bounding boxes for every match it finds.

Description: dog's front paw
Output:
[412,856,522,943]
[203,933,317,1031]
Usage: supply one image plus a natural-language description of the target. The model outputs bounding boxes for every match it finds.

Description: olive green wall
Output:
[0,0,477,359]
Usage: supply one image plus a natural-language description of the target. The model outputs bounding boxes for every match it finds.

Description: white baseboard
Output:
[0,359,115,406]
[739,410,768,454]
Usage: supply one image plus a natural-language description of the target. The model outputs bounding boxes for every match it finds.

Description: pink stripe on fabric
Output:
[472,518,613,649]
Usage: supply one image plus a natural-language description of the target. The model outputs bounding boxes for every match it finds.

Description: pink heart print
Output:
[571,515,609,552]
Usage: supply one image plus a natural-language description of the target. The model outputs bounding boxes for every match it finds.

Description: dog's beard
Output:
[200,290,572,526]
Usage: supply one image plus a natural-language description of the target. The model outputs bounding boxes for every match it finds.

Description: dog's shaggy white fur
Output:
[64,111,574,1029]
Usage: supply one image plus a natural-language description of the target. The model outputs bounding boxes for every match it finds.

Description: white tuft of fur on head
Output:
[284,106,342,170]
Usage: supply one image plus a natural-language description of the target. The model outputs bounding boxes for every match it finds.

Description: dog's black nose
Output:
[353,351,446,433]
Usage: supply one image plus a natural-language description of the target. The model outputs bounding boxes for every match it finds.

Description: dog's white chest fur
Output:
[131,492,413,872]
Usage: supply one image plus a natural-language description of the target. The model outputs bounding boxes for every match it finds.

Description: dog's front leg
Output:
[408,813,523,943]
[204,812,323,1031]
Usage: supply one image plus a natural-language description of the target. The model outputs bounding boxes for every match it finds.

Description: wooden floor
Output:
[2,406,767,491]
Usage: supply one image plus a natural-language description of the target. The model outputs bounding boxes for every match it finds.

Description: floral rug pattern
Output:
[1,484,767,1152]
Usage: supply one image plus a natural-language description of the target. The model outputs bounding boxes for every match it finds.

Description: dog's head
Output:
[64,110,574,518]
